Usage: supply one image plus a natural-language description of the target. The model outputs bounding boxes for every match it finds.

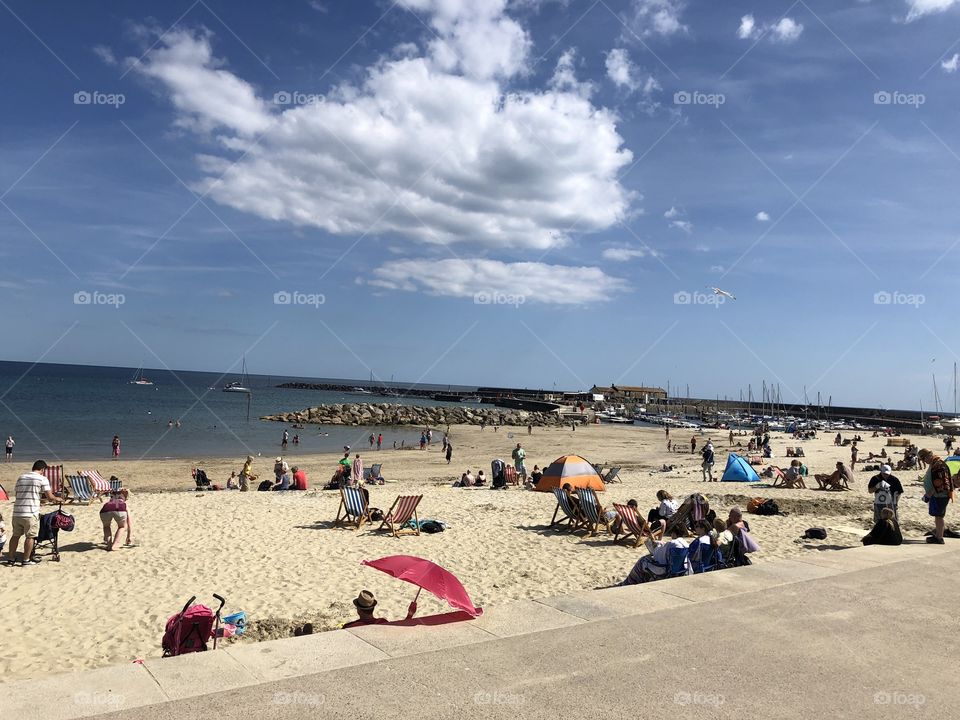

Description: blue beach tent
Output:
[720,453,761,483]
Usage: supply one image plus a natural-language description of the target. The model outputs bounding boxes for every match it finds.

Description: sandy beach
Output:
[0,423,942,682]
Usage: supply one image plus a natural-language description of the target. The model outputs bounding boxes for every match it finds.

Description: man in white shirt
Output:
[7,460,58,567]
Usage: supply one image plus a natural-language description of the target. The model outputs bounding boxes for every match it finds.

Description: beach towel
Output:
[740,529,761,554]
[0,483,7,501]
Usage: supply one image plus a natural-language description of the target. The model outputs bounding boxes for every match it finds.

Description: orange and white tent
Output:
[535,454,606,492]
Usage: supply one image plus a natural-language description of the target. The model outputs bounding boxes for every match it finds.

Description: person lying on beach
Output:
[617,525,690,585]
[100,489,132,551]
[342,590,389,629]
[862,508,902,546]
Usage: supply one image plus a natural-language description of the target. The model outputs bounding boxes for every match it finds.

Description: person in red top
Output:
[100,488,133,551]
[291,466,308,491]
[342,590,389,629]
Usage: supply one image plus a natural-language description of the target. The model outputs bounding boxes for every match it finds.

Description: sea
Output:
[0,361,478,462]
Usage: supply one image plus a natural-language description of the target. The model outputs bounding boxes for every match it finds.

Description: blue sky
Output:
[2,0,960,410]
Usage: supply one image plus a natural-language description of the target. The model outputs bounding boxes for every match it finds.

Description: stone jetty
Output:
[260,403,562,427]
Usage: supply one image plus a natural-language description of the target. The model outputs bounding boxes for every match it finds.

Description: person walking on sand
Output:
[5,435,14,462]
[665,426,669,439]
[445,442,453,464]
[377,433,383,450]
[6,460,57,566]
[701,440,715,482]
[690,436,697,455]
[111,435,120,459]
[850,441,858,470]
[923,456,954,544]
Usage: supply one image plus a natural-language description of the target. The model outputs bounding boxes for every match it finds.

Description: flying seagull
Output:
[707,286,737,300]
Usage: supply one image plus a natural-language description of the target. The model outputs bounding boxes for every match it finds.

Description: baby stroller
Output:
[162,594,226,657]
[33,505,75,562]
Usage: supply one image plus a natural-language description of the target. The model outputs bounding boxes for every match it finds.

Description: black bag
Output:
[420,520,445,534]
[804,527,828,540]
[755,499,780,516]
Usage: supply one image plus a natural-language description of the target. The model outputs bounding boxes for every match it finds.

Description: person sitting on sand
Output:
[617,524,690,585]
[273,469,291,491]
[342,590,389,629]
[226,471,239,490]
[100,489,133,551]
[291,466,308,491]
[862,507,902,546]
[524,465,543,489]
[474,470,486,486]
[454,469,474,488]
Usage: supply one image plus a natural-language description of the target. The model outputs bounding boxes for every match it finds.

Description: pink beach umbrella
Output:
[361,555,483,618]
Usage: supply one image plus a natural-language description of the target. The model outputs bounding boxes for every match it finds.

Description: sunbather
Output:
[815,462,853,490]
[782,460,806,488]
[647,490,679,533]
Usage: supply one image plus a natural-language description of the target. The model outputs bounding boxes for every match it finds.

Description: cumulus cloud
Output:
[131,1,634,252]
[906,0,960,22]
[669,220,693,233]
[625,0,687,38]
[943,53,960,72]
[601,245,655,261]
[369,258,627,304]
[737,14,804,43]
[93,45,117,66]
[665,204,693,232]
[605,48,635,89]
[756,211,770,221]
[664,206,681,219]
[550,48,594,98]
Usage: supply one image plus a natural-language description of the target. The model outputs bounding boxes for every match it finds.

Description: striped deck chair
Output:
[612,503,648,547]
[378,495,422,537]
[663,494,709,537]
[504,466,519,485]
[333,486,372,531]
[81,470,110,496]
[601,466,622,484]
[577,487,609,536]
[549,488,584,530]
[363,463,383,483]
[41,464,65,503]
[110,477,123,493]
[66,475,93,505]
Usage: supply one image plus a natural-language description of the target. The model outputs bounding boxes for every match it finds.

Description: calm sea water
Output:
[0,362,475,462]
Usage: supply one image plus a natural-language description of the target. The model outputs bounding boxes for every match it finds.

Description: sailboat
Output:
[129,366,153,386]
[222,357,252,393]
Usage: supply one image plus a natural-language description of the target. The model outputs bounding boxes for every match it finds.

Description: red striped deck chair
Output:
[65,475,93,505]
[333,486,372,531]
[577,487,609,536]
[41,464,65,503]
[549,487,584,530]
[613,503,648,547]
[81,470,110,496]
[378,495,422,537]
[504,466,519,485]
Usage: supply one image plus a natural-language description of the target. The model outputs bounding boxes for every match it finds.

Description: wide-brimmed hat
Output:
[353,590,377,610]
[275,456,282,463]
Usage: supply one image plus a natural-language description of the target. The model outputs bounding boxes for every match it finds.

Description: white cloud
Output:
[664,206,681,219]
[92,45,117,66]
[756,211,770,222]
[737,15,804,43]
[308,0,328,12]
[550,48,594,98]
[626,0,687,38]
[605,48,635,89]
[669,220,693,233]
[132,2,633,253]
[601,245,655,261]
[709,264,726,273]
[770,17,804,43]
[370,258,627,304]
[694,243,709,252]
[906,0,960,22]
[942,53,960,72]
